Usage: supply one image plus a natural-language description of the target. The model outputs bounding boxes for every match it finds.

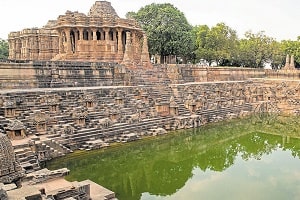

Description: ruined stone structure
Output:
[8,1,151,67]
[283,54,296,70]
[0,133,24,184]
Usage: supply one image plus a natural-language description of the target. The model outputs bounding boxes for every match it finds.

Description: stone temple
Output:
[7,1,150,67]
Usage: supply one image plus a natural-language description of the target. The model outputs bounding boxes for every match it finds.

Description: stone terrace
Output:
[0,60,299,171]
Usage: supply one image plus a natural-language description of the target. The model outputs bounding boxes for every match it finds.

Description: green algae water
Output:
[46,116,300,200]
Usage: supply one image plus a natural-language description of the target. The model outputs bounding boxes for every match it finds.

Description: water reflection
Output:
[47,120,300,200]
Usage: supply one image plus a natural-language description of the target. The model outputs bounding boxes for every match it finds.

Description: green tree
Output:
[237,31,277,68]
[194,23,238,66]
[0,39,9,60]
[127,3,194,63]
[281,38,300,66]
[193,25,213,64]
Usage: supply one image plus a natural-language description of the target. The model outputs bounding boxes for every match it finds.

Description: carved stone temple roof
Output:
[0,133,24,183]
[6,119,25,131]
[55,1,140,29]
[88,1,119,18]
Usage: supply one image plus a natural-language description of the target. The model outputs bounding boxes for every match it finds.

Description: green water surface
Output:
[46,116,300,200]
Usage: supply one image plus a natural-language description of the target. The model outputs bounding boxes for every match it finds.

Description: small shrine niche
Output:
[81,94,96,109]
[115,97,124,105]
[188,103,197,113]
[169,106,178,116]
[169,96,179,116]
[5,107,16,118]
[72,107,88,127]
[36,122,47,132]
[33,111,49,134]
[41,94,61,113]
[3,100,16,118]
[155,98,170,116]
[139,109,147,119]
[86,101,94,108]
[6,119,26,140]
[109,110,120,122]
[77,117,86,126]
[49,104,59,113]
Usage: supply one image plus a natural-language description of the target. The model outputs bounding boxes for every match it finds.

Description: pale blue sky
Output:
[1,0,300,41]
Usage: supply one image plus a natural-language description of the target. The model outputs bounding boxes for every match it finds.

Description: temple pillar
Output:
[65,28,72,54]
[112,30,117,52]
[58,31,63,54]
[113,30,117,41]
[75,30,79,41]
[121,31,135,66]
[117,28,123,53]
[78,28,84,40]
[100,30,104,40]
[104,28,110,41]
[92,29,97,40]
[8,39,16,60]
[141,34,151,68]
[90,30,93,41]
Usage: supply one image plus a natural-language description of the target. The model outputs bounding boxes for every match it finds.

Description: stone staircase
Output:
[13,144,40,173]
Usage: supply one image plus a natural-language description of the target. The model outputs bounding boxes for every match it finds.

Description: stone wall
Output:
[265,69,300,80]
[0,78,299,162]
[0,62,268,89]
[0,61,299,166]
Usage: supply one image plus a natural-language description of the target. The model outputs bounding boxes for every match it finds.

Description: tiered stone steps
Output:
[13,144,40,173]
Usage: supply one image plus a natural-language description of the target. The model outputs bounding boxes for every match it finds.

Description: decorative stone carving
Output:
[8,1,151,67]
[81,93,97,108]
[72,107,88,126]
[0,133,24,184]
[33,111,50,133]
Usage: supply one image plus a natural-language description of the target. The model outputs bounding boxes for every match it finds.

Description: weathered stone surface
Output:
[0,133,24,184]
[8,1,151,68]
[283,54,296,70]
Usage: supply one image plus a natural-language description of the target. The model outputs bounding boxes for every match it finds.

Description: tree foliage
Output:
[193,26,288,68]
[193,23,238,66]
[281,39,300,65]
[237,31,282,68]
[0,39,8,60]
[126,2,300,67]
[127,3,194,63]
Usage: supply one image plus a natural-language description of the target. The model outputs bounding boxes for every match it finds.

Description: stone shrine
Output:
[8,1,151,67]
[0,133,23,185]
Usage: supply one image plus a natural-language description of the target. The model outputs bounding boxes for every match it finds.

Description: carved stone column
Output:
[117,28,123,53]
[104,28,110,41]
[141,33,151,68]
[75,29,79,41]
[90,29,93,41]
[100,30,104,40]
[78,28,84,40]
[92,29,97,40]
[65,28,72,54]
[58,30,63,54]
[113,30,117,41]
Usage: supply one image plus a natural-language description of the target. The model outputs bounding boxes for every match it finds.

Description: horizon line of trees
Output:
[127,3,300,68]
